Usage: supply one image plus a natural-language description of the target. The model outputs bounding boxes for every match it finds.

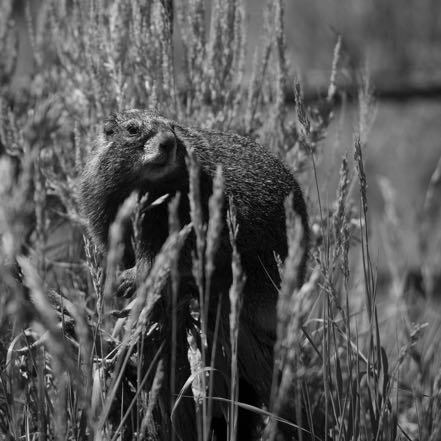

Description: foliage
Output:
[0,1,441,440]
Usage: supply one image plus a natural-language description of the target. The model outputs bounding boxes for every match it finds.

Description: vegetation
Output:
[0,0,440,440]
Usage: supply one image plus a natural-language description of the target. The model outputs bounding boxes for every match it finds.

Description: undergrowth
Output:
[0,0,441,440]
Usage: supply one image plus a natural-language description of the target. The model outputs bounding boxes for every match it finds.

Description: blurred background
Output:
[2,2,441,437]
[13,0,441,89]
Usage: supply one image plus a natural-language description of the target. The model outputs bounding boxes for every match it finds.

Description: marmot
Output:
[79,109,310,440]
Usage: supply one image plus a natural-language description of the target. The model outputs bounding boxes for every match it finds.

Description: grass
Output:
[1,1,441,440]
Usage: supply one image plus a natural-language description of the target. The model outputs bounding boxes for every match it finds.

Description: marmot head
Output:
[98,109,186,187]
[79,109,189,248]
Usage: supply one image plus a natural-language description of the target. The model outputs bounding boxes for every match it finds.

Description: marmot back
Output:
[176,125,308,257]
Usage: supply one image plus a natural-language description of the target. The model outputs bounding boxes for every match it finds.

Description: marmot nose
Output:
[156,132,176,151]
[143,131,177,165]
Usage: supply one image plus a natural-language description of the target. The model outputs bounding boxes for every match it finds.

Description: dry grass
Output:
[0,1,441,440]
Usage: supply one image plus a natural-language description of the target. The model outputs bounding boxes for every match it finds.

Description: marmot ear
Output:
[103,113,117,136]
[170,124,189,150]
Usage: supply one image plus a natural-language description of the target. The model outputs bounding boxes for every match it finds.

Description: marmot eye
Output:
[125,122,141,136]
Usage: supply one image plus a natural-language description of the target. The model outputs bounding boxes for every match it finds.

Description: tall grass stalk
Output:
[227,201,245,441]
